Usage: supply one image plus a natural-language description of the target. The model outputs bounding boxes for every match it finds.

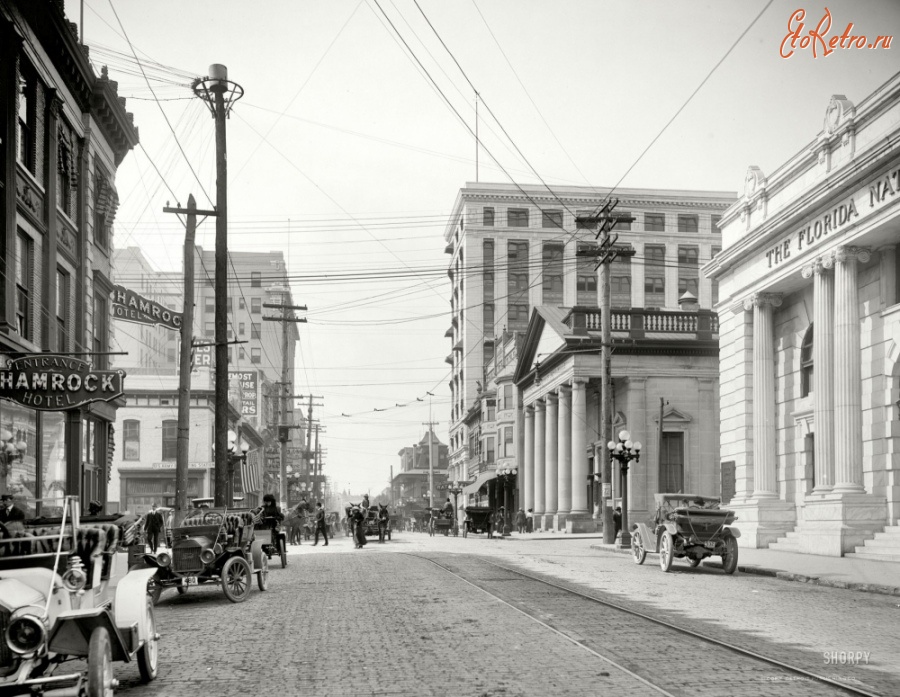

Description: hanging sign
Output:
[110,284,182,330]
[0,355,125,411]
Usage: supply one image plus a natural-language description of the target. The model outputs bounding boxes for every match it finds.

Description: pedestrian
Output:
[350,505,367,548]
[287,512,302,546]
[87,500,103,516]
[313,502,329,546]
[613,506,622,539]
[494,507,506,538]
[0,494,25,537]
[361,493,370,512]
[525,508,534,533]
[515,508,526,534]
[144,503,165,553]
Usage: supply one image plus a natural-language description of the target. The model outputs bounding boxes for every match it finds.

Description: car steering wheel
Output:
[0,522,10,540]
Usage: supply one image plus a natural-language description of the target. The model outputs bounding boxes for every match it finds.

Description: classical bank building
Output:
[706,72,900,558]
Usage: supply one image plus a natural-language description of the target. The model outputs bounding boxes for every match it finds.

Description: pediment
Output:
[653,406,692,424]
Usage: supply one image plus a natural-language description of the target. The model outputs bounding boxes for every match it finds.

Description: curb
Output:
[588,544,900,597]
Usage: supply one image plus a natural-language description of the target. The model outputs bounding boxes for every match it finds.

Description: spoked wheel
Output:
[631,531,647,565]
[221,556,252,603]
[659,532,674,573]
[137,599,159,682]
[176,579,188,595]
[147,574,163,606]
[722,535,739,575]
[278,538,287,568]
[688,557,702,568]
[87,626,114,697]
[257,553,269,591]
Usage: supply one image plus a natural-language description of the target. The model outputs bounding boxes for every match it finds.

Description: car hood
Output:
[0,576,47,612]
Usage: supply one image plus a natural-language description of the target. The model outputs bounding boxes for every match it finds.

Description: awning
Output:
[462,470,496,496]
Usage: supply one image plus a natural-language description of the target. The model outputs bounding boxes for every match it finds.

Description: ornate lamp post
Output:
[227,431,250,505]
[447,480,463,536]
[496,467,518,535]
[607,430,641,548]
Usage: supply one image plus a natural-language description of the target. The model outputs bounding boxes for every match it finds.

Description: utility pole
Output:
[164,195,217,525]
[423,402,438,509]
[192,65,243,506]
[262,295,307,505]
[576,203,635,544]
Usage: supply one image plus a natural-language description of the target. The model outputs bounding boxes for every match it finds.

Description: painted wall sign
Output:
[111,284,183,330]
[227,370,258,416]
[150,461,212,470]
[0,355,125,411]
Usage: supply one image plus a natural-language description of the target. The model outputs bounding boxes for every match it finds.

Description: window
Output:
[239,347,246,360]
[542,210,563,229]
[483,207,495,226]
[251,272,262,288]
[612,211,632,231]
[123,420,140,460]
[485,436,495,464]
[17,69,35,172]
[677,214,699,233]
[576,211,595,230]
[56,269,69,352]
[239,322,245,336]
[502,384,513,410]
[252,297,261,313]
[161,420,177,461]
[93,293,109,369]
[508,304,529,324]
[800,324,814,397]
[710,215,722,233]
[485,399,496,422]
[205,297,215,313]
[508,240,530,331]
[542,243,564,305]
[15,232,32,340]
[611,255,632,308]
[251,347,261,364]
[251,323,261,339]
[507,208,529,227]
[644,213,665,232]
[483,304,495,332]
[576,243,598,305]
[644,245,666,306]
[205,322,214,337]
[660,432,684,493]
[239,297,246,310]
[677,246,699,298]
[503,426,514,457]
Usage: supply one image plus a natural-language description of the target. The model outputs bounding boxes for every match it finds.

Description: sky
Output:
[64,0,900,496]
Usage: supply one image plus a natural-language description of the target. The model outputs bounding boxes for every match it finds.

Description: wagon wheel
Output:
[137,599,159,682]
[257,553,269,591]
[387,529,392,541]
[659,532,674,573]
[221,556,252,603]
[147,573,163,606]
[278,537,287,568]
[722,536,739,575]
[631,531,647,565]
[87,626,114,697]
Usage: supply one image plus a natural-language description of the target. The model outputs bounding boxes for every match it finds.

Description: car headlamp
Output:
[200,548,216,564]
[61,566,88,592]
[6,614,46,655]
[156,552,172,568]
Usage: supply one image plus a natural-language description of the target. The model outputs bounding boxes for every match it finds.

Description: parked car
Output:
[0,496,159,696]
[144,506,268,604]
[630,494,740,574]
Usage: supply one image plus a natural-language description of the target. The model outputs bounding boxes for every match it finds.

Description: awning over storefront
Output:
[462,470,496,497]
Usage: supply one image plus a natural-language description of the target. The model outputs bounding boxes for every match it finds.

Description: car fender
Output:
[250,540,264,570]
[631,522,653,550]
[114,567,157,650]
[49,606,132,662]
[724,526,741,539]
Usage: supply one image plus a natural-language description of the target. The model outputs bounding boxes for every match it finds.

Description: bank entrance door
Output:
[659,432,684,493]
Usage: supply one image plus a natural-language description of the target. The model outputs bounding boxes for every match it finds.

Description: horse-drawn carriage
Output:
[430,508,454,537]
[463,506,493,538]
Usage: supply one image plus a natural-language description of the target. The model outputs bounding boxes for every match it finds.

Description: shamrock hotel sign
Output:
[0,355,125,410]
[111,284,182,330]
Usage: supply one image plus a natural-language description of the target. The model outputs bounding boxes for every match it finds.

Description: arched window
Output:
[800,324,814,397]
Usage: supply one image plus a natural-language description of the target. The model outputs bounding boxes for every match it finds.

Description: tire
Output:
[221,556,252,603]
[659,532,674,573]
[688,557,701,568]
[176,580,188,595]
[631,531,647,565]
[87,626,114,697]
[463,525,468,539]
[147,574,163,606]
[136,600,159,682]
[278,538,287,568]
[257,553,269,591]
[722,535,739,575]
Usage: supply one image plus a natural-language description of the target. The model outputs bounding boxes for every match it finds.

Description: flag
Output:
[241,449,262,494]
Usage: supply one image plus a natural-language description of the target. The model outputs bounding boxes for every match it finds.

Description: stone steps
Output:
[846,523,900,561]
[768,529,801,552]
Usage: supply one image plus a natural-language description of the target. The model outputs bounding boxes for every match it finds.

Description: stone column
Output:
[544,393,559,519]
[523,406,535,513]
[570,379,589,515]
[557,386,572,517]
[745,292,782,499]
[802,256,835,492]
[533,400,546,516]
[833,246,870,494]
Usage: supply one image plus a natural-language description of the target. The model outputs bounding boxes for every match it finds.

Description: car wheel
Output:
[722,535,739,575]
[221,556,252,603]
[278,538,287,568]
[147,574,163,606]
[388,530,392,541]
[87,626,114,697]
[176,579,188,595]
[688,557,701,568]
[631,531,647,565]
[137,599,159,682]
[257,552,269,591]
[659,532,674,573]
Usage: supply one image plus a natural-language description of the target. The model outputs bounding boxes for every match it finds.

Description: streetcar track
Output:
[406,553,885,697]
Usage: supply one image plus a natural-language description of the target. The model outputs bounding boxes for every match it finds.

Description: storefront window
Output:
[41,412,66,515]
[0,402,38,513]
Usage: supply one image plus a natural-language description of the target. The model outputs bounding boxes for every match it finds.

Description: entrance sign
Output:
[0,355,125,410]
[111,284,183,330]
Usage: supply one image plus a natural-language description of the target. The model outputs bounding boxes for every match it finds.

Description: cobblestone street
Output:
[107,533,900,697]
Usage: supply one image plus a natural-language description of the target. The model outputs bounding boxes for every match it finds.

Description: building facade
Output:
[706,72,900,557]
[0,0,137,514]
[391,430,449,506]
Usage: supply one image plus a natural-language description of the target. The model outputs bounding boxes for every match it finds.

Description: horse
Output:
[377,504,390,543]
[284,507,304,545]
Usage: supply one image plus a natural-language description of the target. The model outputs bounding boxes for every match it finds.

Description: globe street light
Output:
[607,430,641,549]
[447,480,464,536]
[227,436,250,505]
[496,467,518,535]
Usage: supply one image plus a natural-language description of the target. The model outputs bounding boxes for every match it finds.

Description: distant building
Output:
[0,1,138,512]
[392,430,449,505]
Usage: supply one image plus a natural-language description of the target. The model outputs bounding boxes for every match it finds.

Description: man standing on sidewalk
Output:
[313,502,329,546]
[145,503,165,553]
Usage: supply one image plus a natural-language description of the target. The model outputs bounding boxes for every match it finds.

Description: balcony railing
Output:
[565,306,718,340]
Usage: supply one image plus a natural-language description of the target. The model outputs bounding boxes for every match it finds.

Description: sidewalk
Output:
[506,531,900,596]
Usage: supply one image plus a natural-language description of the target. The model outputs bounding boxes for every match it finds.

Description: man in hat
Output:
[313,502,328,546]
[0,494,25,537]
[144,503,165,553]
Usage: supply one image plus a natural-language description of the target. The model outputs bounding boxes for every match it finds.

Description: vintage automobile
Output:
[143,506,268,604]
[252,515,287,568]
[0,496,159,696]
[630,493,740,574]
[462,506,493,538]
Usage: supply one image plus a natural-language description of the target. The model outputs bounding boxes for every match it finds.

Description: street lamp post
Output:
[607,430,641,548]
[227,432,250,505]
[496,467,518,535]
[447,480,463,536]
